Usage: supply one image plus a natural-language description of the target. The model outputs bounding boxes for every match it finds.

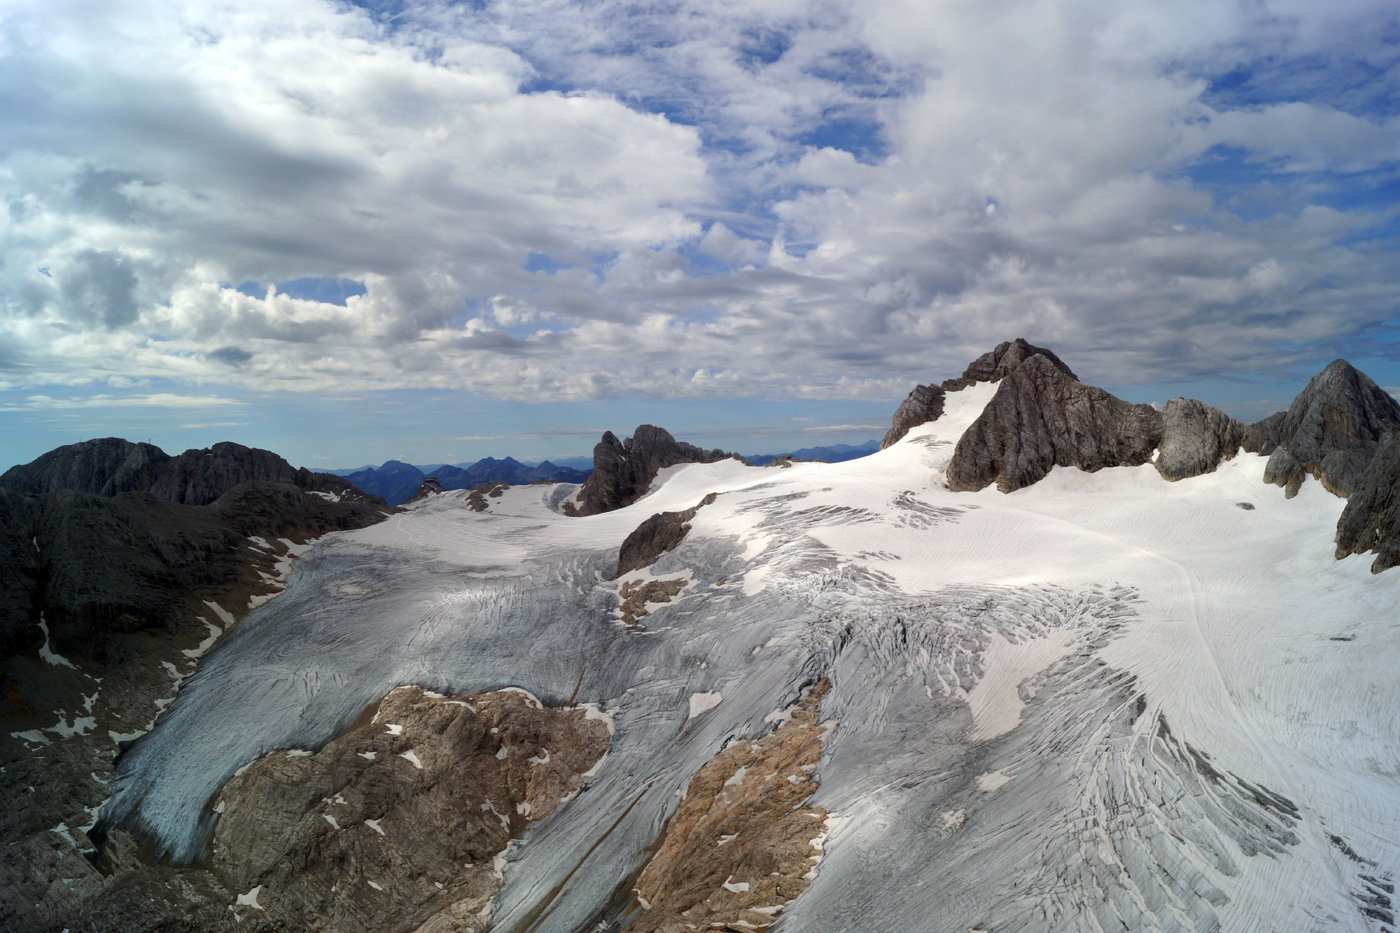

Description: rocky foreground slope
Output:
[5,341,1400,933]
[0,440,390,931]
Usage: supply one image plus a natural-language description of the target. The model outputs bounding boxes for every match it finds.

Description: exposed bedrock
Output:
[941,337,1078,392]
[946,354,1163,493]
[211,685,611,933]
[880,384,946,450]
[1257,359,1400,498]
[406,476,445,504]
[565,425,735,516]
[1154,397,1254,482]
[623,680,833,933]
[0,482,388,668]
[615,493,718,578]
[1335,430,1400,573]
[881,338,1077,450]
[0,437,368,506]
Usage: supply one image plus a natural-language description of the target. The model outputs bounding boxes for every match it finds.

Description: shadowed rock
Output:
[941,337,1078,392]
[405,477,444,504]
[1257,360,1400,498]
[881,384,947,449]
[615,493,717,579]
[1155,398,1251,482]
[1263,447,1306,498]
[946,354,1162,493]
[0,482,389,669]
[1335,430,1400,573]
[1,438,365,507]
[565,425,734,517]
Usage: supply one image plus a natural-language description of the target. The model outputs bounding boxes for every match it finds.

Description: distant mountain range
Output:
[335,443,880,506]
[743,439,879,466]
[341,458,590,506]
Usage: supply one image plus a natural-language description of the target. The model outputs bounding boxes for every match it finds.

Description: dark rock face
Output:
[1,439,365,507]
[1258,359,1400,498]
[565,425,734,517]
[615,493,717,579]
[0,438,168,498]
[405,477,444,504]
[211,686,610,932]
[0,482,389,669]
[1335,430,1400,573]
[941,337,1078,392]
[946,355,1163,493]
[1155,398,1251,482]
[880,384,946,450]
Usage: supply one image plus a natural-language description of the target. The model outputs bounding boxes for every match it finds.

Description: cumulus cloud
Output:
[0,0,1397,406]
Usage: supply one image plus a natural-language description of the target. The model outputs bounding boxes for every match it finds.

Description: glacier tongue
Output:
[101,406,1400,932]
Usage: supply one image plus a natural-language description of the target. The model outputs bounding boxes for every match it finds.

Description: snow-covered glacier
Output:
[104,382,1400,931]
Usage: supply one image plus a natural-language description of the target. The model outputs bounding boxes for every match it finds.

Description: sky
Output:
[2,0,1399,469]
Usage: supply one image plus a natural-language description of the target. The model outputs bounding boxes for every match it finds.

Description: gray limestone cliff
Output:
[946,354,1163,493]
[1256,360,1400,498]
[564,425,734,517]
[1334,430,1400,573]
[1154,398,1255,482]
[882,338,1077,450]
[880,384,946,450]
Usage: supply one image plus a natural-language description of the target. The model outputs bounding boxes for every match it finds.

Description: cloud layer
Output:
[1,0,1398,403]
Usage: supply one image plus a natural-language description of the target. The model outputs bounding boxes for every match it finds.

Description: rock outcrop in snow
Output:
[615,493,717,579]
[405,476,444,504]
[941,337,1077,392]
[882,338,1078,451]
[1154,398,1256,482]
[564,425,734,517]
[1255,359,1400,498]
[627,680,832,933]
[946,354,1163,493]
[881,384,947,450]
[1335,430,1400,573]
[211,686,610,932]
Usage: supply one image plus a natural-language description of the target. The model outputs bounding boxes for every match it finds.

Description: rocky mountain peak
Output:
[0,438,363,507]
[0,437,169,498]
[942,337,1078,391]
[565,424,734,516]
[881,338,1082,450]
[946,353,1162,492]
[1259,358,1400,497]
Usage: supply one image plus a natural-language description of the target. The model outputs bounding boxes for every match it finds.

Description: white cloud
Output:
[0,0,1396,405]
[0,394,246,411]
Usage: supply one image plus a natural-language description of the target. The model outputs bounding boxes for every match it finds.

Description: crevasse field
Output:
[105,383,1400,932]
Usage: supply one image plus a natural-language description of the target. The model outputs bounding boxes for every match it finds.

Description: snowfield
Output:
[102,382,1400,932]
